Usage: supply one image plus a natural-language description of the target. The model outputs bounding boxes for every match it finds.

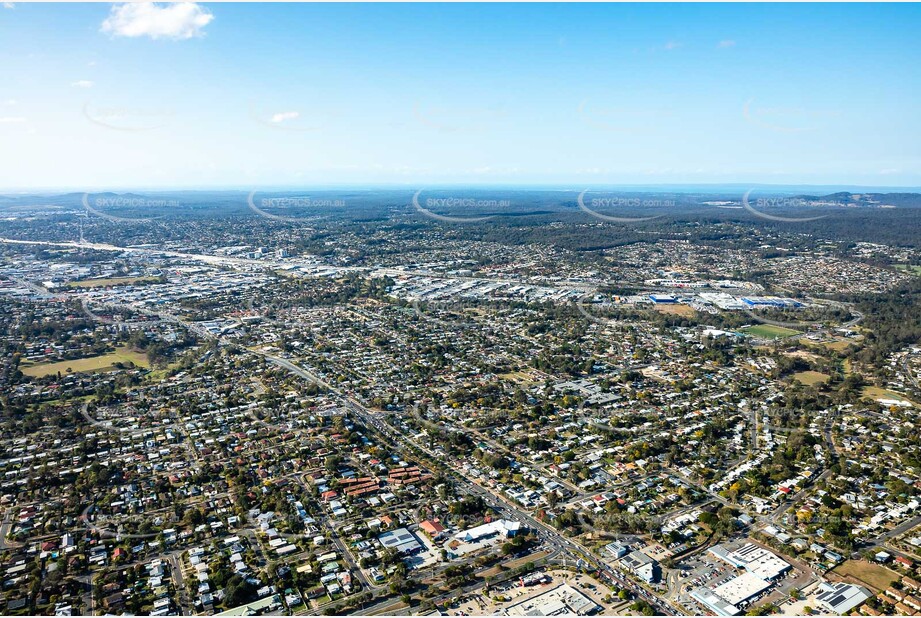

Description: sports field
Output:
[862,386,917,407]
[66,276,159,288]
[740,324,801,339]
[21,347,150,377]
[791,371,830,386]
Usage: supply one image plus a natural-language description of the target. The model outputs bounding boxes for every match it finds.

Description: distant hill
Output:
[795,192,921,208]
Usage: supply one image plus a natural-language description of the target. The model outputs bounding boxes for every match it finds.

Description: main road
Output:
[254,351,679,615]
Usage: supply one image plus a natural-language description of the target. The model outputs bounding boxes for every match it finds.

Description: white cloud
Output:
[71,80,94,89]
[0,116,26,123]
[3,3,15,9]
[664,41,682,51]
[271,111,300,124]
[718,40,736,48]
[101,2,214,40]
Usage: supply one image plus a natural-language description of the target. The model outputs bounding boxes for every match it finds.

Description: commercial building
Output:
[454,519,521,543]
[815,582,873,615]
[378,528,423,555]
[621,549,661,584]
[504,583,601,616]
[711,572,772,606]
[690,586,741,616]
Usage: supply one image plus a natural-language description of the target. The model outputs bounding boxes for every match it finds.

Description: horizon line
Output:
[4,182,921,195]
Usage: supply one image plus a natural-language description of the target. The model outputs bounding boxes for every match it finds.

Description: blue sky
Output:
[1,2,920,190]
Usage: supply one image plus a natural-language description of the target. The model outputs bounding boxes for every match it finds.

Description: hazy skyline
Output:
[2,2,920,189]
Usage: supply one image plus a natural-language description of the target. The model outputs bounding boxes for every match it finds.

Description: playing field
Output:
[791,371,830,386]
[66,276,159,288]
[21,347,150,377]
[832,560,899,592]
[862,386,917,407]
[741,324,801,339]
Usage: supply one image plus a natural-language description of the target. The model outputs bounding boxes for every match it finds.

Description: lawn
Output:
[66,276,159,288]
[791,371,831,386]
[894,264,921,276]
[832,559,899,592]
[740,324,802,339]
[21,347,150,377]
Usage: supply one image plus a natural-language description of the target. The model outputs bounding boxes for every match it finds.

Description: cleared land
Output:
[831,559,899,592]
[653,304,697,317]
[894,264,921,275]
[21,347,150,377]
[791,371,831,386]
[741,324,801,339]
